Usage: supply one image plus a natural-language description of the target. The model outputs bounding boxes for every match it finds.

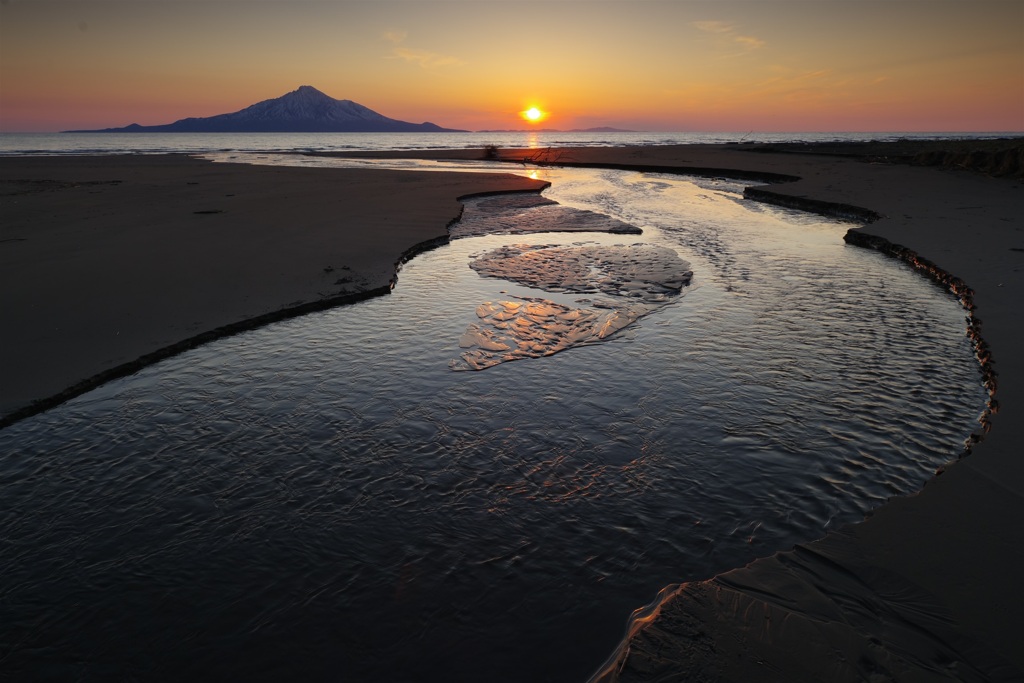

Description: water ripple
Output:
[0,168,985,683]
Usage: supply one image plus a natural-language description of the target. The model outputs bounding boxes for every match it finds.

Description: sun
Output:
[521,106,547,123]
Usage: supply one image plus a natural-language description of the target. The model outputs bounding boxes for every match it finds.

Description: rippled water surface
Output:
[0,166,985,682]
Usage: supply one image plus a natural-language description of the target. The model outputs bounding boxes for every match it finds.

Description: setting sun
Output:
[521,107,546,123]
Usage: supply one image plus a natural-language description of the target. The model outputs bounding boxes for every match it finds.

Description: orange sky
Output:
[1,0,1022,133]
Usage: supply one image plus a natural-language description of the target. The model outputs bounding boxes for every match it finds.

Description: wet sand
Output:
[2,144,1023,680]
[0,154,547,425]
[484,145,1022,682]
[339,142,1024,680]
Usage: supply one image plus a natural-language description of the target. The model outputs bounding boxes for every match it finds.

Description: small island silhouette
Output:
[65,85,466,133]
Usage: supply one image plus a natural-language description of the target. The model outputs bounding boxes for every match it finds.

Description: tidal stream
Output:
[0,164,986,682]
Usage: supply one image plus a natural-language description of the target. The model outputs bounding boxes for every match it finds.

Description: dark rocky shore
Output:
[734,136,1024,178]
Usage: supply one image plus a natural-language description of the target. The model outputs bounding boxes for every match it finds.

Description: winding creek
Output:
[0,162,986,682]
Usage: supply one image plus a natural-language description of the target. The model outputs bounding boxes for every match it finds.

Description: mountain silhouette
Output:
[67,86,464,133]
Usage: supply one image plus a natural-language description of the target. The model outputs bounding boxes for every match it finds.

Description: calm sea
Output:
[0,130,1018,155]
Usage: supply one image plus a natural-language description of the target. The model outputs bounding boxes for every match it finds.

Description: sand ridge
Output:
[0,154,547,425]
[482,144,1023,682]
[450,241,692,370]
[392,143,1024,680]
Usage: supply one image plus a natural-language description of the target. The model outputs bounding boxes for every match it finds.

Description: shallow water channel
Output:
[0,163,986,682]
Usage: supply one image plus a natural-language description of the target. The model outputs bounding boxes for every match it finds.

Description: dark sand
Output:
[485,144,1023,682]
[2,144,1022,681]
[0,154,546,425]
[338,142,1024,680]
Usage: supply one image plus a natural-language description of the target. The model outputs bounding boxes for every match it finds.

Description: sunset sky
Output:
[1,0,1022,133]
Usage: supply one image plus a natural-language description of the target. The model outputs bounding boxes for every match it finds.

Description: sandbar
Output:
[347,141,1024,680]
[481,143,1023,682]
[0,154,546,425]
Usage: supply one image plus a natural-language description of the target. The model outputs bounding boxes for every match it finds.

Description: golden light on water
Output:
[451,243,691,372]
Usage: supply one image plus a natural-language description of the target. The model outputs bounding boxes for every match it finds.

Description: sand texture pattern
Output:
[0,154,546,424]
[480,144,1022,682]
[371,143,1023,680]
[450,242,691,370]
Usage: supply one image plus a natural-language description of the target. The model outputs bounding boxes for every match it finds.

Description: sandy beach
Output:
[487,144,1021,682]
[0,154,547,425]
[2,144,1022,681]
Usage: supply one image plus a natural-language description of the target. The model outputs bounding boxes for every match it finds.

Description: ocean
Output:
[0,129,1018,156]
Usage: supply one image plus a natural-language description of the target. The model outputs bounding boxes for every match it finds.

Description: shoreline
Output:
[2,144,1022,680]
[0,154,549,427]
[360,143,1023,680]
[484,145,1021,681]
[590,226,1004,683]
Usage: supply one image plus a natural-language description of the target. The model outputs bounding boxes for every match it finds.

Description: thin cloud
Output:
[383,31,465,69]
[691,21,734,34]
[734,35,765,50]
[691,20,765,53]
[391,47,466,69]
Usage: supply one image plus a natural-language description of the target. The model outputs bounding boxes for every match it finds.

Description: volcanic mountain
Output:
[67,86,464,133]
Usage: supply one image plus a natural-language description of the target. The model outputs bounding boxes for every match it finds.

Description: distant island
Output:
[65,86,466,133]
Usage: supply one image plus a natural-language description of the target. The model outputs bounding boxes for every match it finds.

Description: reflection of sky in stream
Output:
[0,163,986,683]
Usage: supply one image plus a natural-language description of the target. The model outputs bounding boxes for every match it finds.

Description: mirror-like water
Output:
[0,166,985,682]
